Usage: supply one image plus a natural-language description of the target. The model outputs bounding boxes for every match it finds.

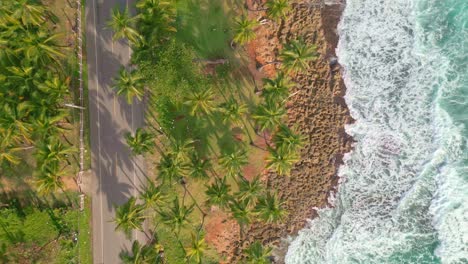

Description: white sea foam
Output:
[285,0,468,263]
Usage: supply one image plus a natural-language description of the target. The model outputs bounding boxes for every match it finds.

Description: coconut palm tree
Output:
[140,182,166,212]
[229,199,252,238]
[254,192,287,224]
[244,241,272,264]
[217,97,248,125]
[266,0,290,22]
[114,197,146,236]
[272,124,305,153]
[159,197,194,233]
[35,139,76,169]
[113,68,144,104]
[157,154,187,184]
[125,128,155,155]
[187,154,211,180]
[252,101,286,132]
[218,97,254,144]
[279,39,318,74]
[185,233,206,264]
[265,146,299,176]
[233,16,259,45]
[169,139,195,162]
[184,88,216,116]
[35,163,66,195]
[10,0,46,26]
[261,72,294,104]
[235,175,264,206]
[205,176,232,208]
[108,7,141,44]
[119,240,163,264]
[19,31,65,66]
[218,149,248,178]
[0,102,33,144]
[135,0,177,45]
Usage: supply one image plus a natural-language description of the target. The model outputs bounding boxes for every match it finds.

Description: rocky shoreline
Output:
[228,0,353,262]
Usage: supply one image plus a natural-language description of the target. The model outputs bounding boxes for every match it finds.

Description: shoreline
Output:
[227,0,353,262]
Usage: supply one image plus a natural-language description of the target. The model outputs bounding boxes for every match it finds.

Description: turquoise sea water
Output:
[285,0,467,263]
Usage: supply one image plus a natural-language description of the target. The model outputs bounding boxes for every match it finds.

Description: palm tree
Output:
[254,192,287,224]
[157,154,187,184]
[217,97,254,145]
[217,97,248,126]
[185,233,206,264]
[184,88,215,116]
[187,154,211,180]
[108,7,141,44]
[35,139,76,169]
[135,0,177,45]
[19,31,65,66]
[119,240,162,264]
[265,146,299,176]
[140,182,166,211]
[266,0,290,22]
[125,128,155,155]
[205,176,232,209]
[279,39,318,74]
[159,197,194,233]
[229,199,252,238]
[169,139,195,162]
[35,163,66,195]
[244,241,273,264]
[11,0,46,26]
[114,197,146,236]
[0,102,33,144]
[235,175,264,206]
[261,72,294,104]
[218,149,248,178]
[233,16,259,45]
[252,101,286,132]
[272,125,305,153]
[113,68,144,104]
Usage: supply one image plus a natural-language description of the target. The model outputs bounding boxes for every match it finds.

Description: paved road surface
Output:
[85,0,146,263]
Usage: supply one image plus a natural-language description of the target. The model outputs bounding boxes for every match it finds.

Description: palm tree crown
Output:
[262,72,294,104]
[252,101,286,132]
[233,16,259,45]
[254,192,287,224]
[125,128,155,155]
[114,197,146,236]
[108,7,141,44]
[184,88,215,116]
[218,149,248,177]
[244,241,273,264]
[113,68,145,104]
[159,197,194,232]
[266,146,299,176]
[205,176,232,208]
[266,0,290,21]
[185,234,206,264]
[279,39,318,74]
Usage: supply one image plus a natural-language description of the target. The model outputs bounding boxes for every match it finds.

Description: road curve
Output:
[85,0,146,263]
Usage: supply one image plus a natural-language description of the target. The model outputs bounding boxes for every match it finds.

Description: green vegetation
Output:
[0,192,91,263]
[0,0,92,263]
[107,0,318,262]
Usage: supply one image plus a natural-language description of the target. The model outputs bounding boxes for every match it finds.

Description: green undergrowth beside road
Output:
[0,192,92,263]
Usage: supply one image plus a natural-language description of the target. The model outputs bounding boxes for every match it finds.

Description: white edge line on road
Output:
[91,0,105,261]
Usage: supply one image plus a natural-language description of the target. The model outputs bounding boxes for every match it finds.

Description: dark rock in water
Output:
[329,56,338,66]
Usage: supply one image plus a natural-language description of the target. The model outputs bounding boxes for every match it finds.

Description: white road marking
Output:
[90,0,105,261]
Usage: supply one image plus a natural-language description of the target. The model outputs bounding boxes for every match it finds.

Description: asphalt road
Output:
[85,0,146,263]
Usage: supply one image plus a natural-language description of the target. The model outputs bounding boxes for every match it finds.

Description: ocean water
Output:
[285,0,468,263]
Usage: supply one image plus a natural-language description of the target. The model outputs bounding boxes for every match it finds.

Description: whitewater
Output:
[285,0,468,263]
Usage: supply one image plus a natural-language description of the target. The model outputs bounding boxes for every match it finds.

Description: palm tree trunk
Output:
[257,61,281,72]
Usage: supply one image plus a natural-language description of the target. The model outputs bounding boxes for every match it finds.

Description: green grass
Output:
[0,192,92,263]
